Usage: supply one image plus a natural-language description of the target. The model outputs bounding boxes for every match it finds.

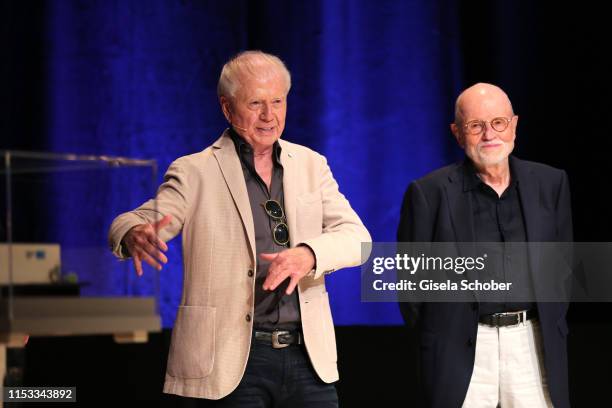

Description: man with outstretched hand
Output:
[108,51,371,407]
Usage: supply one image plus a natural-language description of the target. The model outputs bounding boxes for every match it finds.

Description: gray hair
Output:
[217,50,292,98]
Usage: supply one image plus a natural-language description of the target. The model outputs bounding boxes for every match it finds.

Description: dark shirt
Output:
[229,129,300,330]
[464,160,536,316]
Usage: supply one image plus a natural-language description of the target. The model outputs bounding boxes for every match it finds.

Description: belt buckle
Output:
[271,330,290,349]
[495,311,524,327]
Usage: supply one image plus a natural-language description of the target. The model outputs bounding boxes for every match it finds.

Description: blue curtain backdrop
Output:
[43,0,464,327]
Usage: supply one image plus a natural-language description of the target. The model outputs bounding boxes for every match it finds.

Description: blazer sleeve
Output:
[396,181,432,327]
[555,170,575,310]
[107,158,193,258]
[300,154,372,279]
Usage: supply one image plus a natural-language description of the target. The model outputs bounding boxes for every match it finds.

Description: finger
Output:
[264,268,290,291]
[142,240,168,264]
[264,275,288,291]
[262,274,273,290]
[142,228,167,254]
[262,259,281,289]
[286,275,300,295]
[144,225,160,242]
[259,252,279,262]
[153,214,172,232]
[262,265,274,289]
[133,254,143,277]
[261,252,288,290]
[139,250,162,271]
[157,236,168,252]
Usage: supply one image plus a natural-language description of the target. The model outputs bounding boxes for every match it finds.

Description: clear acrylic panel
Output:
[1,150,160,340]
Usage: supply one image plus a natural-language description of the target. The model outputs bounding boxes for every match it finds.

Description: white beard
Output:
[470,141,514,166]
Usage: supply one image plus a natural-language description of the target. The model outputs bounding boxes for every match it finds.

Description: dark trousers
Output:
[180,335,338,408]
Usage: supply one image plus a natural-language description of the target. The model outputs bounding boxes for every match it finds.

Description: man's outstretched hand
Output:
[260,246,316,295]
[123,215,172,276]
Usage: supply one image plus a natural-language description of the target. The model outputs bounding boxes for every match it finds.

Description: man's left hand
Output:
[260,246,316,295]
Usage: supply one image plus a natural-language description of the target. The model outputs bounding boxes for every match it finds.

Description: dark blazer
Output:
[397,156,572,408]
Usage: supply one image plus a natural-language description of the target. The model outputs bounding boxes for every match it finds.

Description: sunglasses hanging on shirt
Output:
[262,199,290,246]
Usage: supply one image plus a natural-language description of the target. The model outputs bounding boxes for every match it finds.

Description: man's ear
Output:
[511,115,519,136]
[450,123,465,148]
[220,96,232,122]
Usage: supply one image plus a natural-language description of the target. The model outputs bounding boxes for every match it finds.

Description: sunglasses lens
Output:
[265,200,283,218]
[273,223,289,245]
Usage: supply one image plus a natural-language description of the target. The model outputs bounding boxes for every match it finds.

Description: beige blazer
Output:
[108,130,371,399]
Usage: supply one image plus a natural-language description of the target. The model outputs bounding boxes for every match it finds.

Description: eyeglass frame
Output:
[262,199,290,246]
[461,115,517,135]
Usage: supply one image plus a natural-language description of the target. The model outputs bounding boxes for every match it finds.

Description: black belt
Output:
[254,330,303,349]
[479,309,537,327]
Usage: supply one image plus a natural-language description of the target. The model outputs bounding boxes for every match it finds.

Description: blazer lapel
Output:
[212,131,256,264]
[279,140,298,247]
[512,156,543,295]
[445,162,479,300]
[512,156,541,242]
[445,163,476,244]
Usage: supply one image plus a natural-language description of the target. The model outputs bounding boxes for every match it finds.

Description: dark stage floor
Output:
[11,311,612,407]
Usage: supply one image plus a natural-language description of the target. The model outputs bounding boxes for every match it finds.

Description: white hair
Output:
[217,50,292,98]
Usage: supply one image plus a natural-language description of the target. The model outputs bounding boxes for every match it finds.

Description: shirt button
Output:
[246,314,251,322]
[248,269,254,277]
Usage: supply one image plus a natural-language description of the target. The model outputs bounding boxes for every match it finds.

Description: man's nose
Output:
[482,123,495,140]
[259,103,273,121]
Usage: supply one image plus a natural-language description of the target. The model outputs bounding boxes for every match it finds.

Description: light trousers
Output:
[463,320,553,408]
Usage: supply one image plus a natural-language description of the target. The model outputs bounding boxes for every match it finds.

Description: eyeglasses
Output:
[262,200,290,246]
[462,116,515,135]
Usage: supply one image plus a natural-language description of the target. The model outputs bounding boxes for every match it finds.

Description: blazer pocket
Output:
[167,305,216,379]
